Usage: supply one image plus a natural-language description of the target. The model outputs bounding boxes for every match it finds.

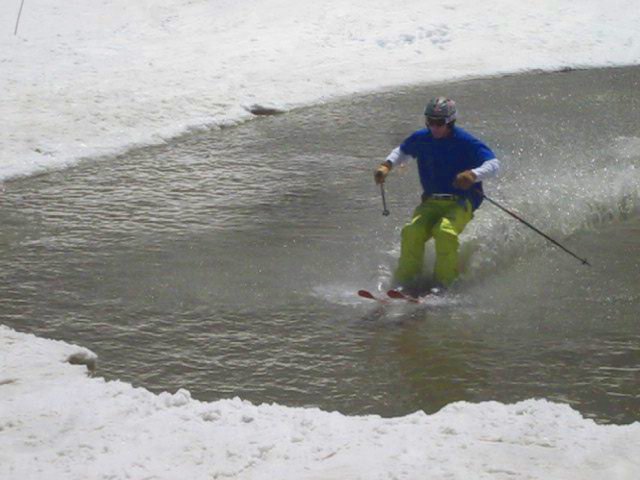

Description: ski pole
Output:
[14,0,26,35]
[380,184,390,216]
[481,192,590,266]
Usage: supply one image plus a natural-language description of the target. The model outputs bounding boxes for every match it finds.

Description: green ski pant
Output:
[393,198,473,288]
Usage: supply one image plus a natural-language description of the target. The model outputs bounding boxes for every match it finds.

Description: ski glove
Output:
[374,162,391,184]
[453,170,477,190]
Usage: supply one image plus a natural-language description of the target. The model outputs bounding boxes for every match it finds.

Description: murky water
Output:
[1,67,639,424]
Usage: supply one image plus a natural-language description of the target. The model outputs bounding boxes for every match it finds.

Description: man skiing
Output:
[374,97,500,294]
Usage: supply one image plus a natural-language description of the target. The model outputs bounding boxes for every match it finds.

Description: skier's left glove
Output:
[453,170,477,190]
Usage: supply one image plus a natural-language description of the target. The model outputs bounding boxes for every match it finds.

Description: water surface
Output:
[1,66,639,424]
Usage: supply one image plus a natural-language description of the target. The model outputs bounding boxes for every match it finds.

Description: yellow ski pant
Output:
[393,198,473,288]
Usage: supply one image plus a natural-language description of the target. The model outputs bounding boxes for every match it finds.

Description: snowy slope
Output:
[2,0,640,180]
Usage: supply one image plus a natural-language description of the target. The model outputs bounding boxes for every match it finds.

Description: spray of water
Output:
[462,136,640,279]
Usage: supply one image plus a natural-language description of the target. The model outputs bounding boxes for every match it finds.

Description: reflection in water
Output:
[392,322,483,412]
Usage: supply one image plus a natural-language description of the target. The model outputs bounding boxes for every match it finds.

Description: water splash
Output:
[462,136,640,279]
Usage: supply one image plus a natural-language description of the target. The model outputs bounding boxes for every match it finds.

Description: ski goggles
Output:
[426,117,447,127]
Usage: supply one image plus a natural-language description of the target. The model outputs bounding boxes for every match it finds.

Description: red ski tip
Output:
[358,290,390,304]
[357,290,376,299]
[386,289,405,299]
[387,289,421,303]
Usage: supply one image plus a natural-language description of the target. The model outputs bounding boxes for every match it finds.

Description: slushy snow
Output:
[2,1,640,478]
[1,326,639,479]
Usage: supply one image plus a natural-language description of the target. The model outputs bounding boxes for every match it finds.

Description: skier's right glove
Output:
[374,162,391,184]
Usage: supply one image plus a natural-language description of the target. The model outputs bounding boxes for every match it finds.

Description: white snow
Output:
[2,0,640,180]
[2,1,640,478]
[1,325,639,480]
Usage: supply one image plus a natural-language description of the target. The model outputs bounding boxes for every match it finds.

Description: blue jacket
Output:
[400,126,495,209]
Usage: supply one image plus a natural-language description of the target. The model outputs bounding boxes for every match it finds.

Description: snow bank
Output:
[1,325,638,480]
[2,0,640,180]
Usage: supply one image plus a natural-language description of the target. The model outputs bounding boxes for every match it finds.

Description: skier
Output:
[374,97,500,294]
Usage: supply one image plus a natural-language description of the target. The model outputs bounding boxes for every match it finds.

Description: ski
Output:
[357,290,390,304]
[386,289,422,303]
[359,288,436,305]
[386,289,441,303]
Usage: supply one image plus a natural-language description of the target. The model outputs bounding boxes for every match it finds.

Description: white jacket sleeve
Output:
[472,158,500,182]
[386,147,413,167]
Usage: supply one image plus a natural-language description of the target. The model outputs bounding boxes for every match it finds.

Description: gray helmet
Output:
[424,97,457,123]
